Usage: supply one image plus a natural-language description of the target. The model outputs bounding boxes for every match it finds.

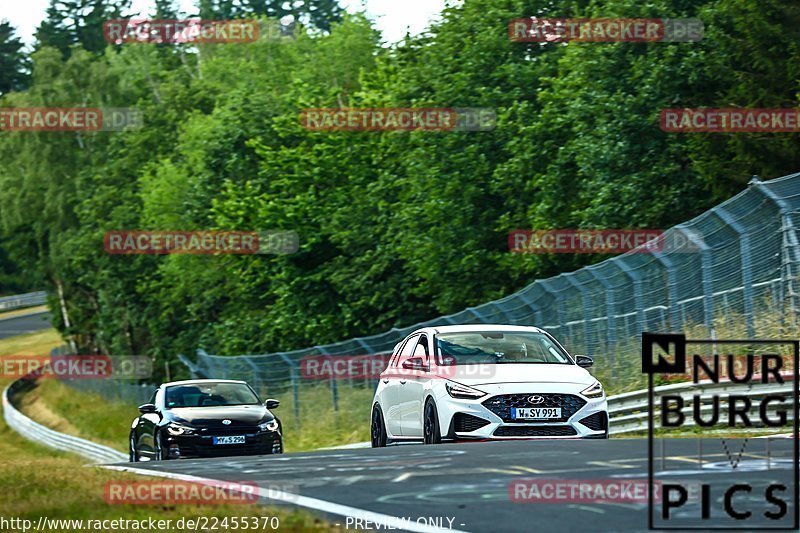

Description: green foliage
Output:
[0,21,29,95]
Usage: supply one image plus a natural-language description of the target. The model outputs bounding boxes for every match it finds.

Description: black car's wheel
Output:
[423,400,441,445]
[371,405,387,448]
[129,433,139,462]
[154,431,167,461]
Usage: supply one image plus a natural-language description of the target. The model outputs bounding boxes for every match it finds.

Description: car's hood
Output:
[166,405,271,426]
[447,363,597,387]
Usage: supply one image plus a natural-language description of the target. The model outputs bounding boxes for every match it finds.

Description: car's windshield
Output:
[436,332,572,365]
[164,382,261,408]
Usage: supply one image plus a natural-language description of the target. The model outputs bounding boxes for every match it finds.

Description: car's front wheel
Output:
[371,405,388,448]
[129,433,139,462]
[423,400,442,445]
[154,431,167,460]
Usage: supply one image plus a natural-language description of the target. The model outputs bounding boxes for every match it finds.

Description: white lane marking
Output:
[102,464,471,533]
[393,472,414,482]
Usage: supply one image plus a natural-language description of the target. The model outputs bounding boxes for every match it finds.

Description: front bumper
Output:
[437,385,608,440]
[164,430,283,458]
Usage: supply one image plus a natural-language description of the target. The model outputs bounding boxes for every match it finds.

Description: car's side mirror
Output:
[265,399,280,409]
[402,357,427,371]
[575,355,594,368]
[138,403,157,414]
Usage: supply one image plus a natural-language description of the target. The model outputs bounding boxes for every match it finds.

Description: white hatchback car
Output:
[370,325,608,445]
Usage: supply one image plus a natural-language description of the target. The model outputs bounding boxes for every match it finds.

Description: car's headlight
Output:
[259,419,280,432]
[166,423,195,436]
[581,381,604,399]
[445,381,487,399]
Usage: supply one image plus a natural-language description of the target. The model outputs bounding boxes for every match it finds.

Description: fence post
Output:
[315,347,338,412]
[676,225,715,338]
[713,207,755,338]
[278,353,300,426]
[538,279,564,333]
[651,243,680,332]
[244,357,262,395]
[565,274,592,358]
[614,258,645,337]
[587,265,616,377]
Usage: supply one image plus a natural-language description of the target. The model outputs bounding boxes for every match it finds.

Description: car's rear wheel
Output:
[423,400,442,445]
[371,405,388,448]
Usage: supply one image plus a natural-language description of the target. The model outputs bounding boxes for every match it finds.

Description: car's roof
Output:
[415,324,545,335]
[160,379,248,387]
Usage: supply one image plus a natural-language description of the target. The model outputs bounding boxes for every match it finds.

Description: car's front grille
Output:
[454,413,490,432]
[579,411,608,431]
[177,436,276,458]
[494,425,577,437]
[200,426,260,436]
[482,394,587,423]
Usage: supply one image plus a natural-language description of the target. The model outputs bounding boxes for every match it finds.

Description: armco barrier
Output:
[608,373,796,434]
[3,376,127,463]
[0,291,47,312]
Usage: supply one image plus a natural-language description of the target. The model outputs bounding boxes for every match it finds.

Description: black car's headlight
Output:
[258,419,280,432]
[166,422,196,436]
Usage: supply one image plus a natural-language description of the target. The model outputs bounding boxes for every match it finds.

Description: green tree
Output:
[0,21,29,94]
[35,0,131,58]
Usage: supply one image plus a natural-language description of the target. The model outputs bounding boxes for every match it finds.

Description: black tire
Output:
[154,431,167,461]
[371,405,388,448]
[423,400,442,445]
[129,433,139,462]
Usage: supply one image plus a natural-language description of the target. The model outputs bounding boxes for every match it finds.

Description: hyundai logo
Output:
[528,395,545,405]
[222,419,232,425]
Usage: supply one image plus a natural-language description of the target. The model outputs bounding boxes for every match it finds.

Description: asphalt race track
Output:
[0,311,51,339]
[109,437,797,532]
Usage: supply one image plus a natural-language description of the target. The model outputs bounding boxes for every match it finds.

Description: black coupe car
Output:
[129,379,283,461]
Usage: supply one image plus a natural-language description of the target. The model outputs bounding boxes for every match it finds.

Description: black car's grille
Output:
[453,413,491,433]
[199,426,260,436]
[177,435,276,458]
[494,426,577,437]
[482,394,587,423]
[579,411,608,432]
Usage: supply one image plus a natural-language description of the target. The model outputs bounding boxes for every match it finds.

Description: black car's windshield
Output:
[165,382,261,408]
[436,332,572,365]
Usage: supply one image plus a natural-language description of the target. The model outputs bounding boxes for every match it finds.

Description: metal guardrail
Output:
[2,377,127,463]
[0,291,47,312]
[608,374,795,435]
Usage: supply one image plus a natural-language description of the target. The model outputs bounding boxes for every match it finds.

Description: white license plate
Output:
[212,435,246,445]
[512,407,562,420]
